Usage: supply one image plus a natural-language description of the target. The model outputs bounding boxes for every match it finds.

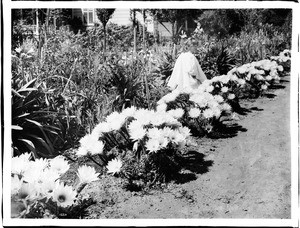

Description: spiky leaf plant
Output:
[12,78,60,158]
[216,46,237,75]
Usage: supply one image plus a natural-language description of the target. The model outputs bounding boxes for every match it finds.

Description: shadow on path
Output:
[269,84,286,90]
[208,122,247,139]
[174,151,213,184]
[263,93,277,99]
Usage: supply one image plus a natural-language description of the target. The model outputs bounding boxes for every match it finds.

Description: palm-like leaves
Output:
[216,46,237,75]
[105,59,145,111]
[12,78,60,158]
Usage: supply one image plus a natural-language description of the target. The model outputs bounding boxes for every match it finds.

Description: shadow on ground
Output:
[263,93,277,98]
[208,122,247,139]
[174,151,213,184]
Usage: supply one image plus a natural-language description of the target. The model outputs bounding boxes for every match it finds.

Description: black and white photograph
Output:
[2,0,299,226]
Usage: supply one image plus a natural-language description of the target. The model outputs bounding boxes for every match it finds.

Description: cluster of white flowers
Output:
[77,105,191,158]
[270,49,291,63]
[125,108,191,153]
[77,107,138,157]
[11,153,99,210]
[228,59,284,86]
[158,85,233,123]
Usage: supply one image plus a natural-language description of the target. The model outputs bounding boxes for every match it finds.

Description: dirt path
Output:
[83,76,291,219]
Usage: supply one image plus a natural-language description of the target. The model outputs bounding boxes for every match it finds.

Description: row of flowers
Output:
[156,50,290,135]
[11,49,291,218]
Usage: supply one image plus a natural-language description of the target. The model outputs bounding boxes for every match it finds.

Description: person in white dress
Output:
[167,38,207,90]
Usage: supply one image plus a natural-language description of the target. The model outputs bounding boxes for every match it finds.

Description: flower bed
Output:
[11,49,291,218]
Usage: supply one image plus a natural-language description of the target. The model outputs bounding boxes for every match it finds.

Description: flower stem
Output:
[87,155,103,167]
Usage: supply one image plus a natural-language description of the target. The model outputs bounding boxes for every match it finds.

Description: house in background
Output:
[71,8,154,32]
[71,8,197,41]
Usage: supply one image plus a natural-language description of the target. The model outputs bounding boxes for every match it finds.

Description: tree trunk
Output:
[133,10,137,54]
[142,9,146,52]
[103,25,106,54]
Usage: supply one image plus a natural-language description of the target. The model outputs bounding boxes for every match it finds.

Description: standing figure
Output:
[167,38,207,90]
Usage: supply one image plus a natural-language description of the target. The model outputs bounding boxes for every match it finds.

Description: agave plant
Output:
[12,78,60,158]
[152,52,176,82]
[105,58,146,111]
[216,46,237,75]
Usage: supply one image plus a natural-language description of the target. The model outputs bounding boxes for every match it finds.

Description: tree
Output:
[197,9,245,39]
[149,9,202,44]
[96,9,115,53]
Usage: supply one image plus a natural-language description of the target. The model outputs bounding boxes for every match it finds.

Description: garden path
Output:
[83,76,291,219]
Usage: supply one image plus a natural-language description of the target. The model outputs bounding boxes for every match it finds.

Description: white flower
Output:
[211,107,221,118]
[237,65,248,74]
[106,158,122,175]
[206,85,214,93]
[121,106,137,118]
[156,103,167,112]
[167,129,185,145]
[106,112,127,131]
[133,109,154,125]
[31,158,49,172]
[22,168,60,196]
[93,122,112,134]
[160,91,179,103]
[265,75,272,81]
[78,134,105,156]
[178,126,191,138]
[145,138,161,152]
[208,100,219,109]
[129,126,147,141]
[128,119,147,141]
[149,112,178,126]
[147,127,163,140]
[76,146,89,157]
[221,103,232,111]
[77,165,99,184]
[15,47,22,53]
[277,65,283,72]
[91,124,104,138]
[189,108,201,118]
[237,79,246,85]
[261,84,268,90]
[255,75,265,81]
[17,182,37,200]
[203,109,214,119]
[220,75,230,84]
[214,95,224,103]
[11,175,24,195]
[167,108,184,119]
[11,154,31,176]
[221,86,229,93]
[52,182,77,208]
[49,156,70,174]
[39,179,58,198]
[228,93,236,100]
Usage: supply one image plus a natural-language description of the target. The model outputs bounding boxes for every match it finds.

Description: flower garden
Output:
[10,8,292,219]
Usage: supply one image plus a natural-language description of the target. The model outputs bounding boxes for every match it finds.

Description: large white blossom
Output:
[189,108,201,118]
[52,182,77,208]
[167,108,184,119]
[77,134,105,156]
[77,165,99,184]
[106,158,122,175]
[49,156,70,174]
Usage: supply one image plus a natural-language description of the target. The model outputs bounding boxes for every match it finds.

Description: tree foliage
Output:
[96,9,115,29]
[149,9,203,43]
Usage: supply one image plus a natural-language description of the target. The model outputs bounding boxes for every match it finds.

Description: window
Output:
[82,8,94,25]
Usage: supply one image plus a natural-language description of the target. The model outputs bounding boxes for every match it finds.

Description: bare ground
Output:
[77,76,291,219]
